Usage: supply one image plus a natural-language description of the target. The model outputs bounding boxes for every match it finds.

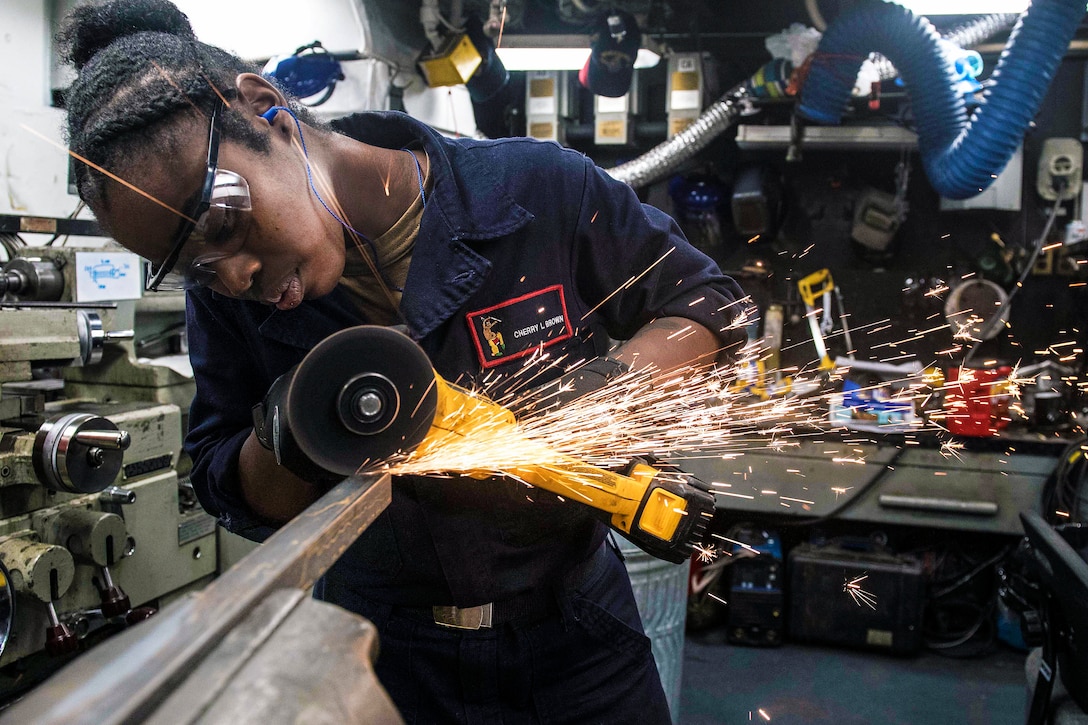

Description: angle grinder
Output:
[277,325,715,564]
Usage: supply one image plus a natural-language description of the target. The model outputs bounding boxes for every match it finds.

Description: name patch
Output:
[466,285,574,369]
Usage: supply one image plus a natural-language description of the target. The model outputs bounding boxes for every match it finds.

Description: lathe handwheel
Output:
[286,326,438,476]
[33,413,128,494]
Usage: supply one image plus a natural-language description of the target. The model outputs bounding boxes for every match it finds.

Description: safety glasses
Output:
[145,99,253,292]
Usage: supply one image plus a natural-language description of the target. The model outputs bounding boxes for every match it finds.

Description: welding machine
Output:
[725,524,785,646]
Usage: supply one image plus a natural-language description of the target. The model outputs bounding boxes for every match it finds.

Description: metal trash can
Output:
[617,535,689,723]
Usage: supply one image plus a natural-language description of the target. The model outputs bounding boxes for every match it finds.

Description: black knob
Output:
[45,622,79,656]
[125,606,156,625]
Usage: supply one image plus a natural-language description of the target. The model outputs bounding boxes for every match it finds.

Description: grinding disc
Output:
[286,326,438,475]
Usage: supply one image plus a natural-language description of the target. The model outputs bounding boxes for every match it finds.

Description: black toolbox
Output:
[788,541,925,654]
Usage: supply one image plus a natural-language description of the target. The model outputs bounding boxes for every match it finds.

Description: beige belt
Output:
[432,603,494,630]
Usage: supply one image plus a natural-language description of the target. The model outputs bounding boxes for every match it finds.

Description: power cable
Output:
[963,192,1065,366]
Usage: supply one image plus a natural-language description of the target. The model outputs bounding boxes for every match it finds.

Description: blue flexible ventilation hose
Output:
[798,0,1086,199]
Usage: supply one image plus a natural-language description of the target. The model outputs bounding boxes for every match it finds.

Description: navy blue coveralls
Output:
[185,111,746,724]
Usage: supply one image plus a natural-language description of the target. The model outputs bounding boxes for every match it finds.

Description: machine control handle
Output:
[44,601,79,657]
[99,486,136,505]
[98,565,131,619]
[103,329,135,343]
[73,430,131,451]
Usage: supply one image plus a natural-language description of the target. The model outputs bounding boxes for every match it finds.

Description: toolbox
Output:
[788,541,925,654]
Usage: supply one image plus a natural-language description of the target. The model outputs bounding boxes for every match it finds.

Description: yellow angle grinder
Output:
[280,325,715,564]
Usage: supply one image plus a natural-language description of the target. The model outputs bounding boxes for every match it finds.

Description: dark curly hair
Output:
[58,0,310,219]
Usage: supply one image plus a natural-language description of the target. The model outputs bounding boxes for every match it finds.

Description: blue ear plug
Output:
[261,106,290,123]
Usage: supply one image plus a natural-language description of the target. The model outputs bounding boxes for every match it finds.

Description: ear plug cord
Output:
[262,105,416,296]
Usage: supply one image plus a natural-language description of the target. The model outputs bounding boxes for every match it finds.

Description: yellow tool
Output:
[797,268,854,370]
[281,326,715,564]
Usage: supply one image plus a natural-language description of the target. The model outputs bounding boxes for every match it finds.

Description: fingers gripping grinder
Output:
[273,326,715,564]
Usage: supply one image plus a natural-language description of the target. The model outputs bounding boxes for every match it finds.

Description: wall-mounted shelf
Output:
[736,124,919,150]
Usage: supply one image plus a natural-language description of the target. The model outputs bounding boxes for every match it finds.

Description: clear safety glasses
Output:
[145,99,253,292]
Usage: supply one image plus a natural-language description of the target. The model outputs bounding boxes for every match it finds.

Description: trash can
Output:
[617,535,689,723]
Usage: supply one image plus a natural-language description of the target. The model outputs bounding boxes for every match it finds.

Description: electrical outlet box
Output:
[1066,220,1088,246]
[667,53,703,139]
[525,71,568,144]
[1037,137,1083,201]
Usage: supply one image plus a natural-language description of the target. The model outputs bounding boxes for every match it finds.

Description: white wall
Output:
[0,0,81,219]
[0,0,477,231]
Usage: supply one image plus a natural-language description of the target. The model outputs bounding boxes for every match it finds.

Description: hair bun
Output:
[60,0,196,70]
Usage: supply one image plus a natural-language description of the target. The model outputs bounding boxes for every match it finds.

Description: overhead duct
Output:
[797,0,1085,200]
[607,11,1017,189]
[869,12,1018,79]
[607,83,748,189]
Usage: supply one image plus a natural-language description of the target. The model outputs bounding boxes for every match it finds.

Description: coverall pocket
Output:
[567,547,653,660]
[571,595,654,659]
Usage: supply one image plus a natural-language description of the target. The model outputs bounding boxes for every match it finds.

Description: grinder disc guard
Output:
[287,326,438,475]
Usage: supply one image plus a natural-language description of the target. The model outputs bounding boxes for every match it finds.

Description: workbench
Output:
[678,432,1070,535]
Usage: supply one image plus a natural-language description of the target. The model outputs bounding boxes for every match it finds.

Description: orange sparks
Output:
[844,573,877,609]
[581,247,676,320]
[380,156,394,196]
[694,543,719,563]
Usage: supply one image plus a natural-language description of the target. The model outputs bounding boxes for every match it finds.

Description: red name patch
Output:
[466,285,574,369]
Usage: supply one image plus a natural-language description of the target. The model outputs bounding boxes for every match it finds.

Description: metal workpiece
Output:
[33,412,130,494]
[150,592,401,725]
[43,508,128,567]
[0,537,75,603]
